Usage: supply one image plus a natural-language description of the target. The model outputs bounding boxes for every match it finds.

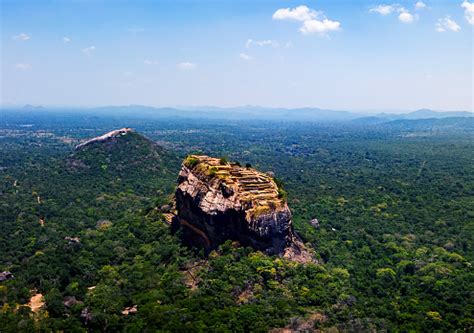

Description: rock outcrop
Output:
[75,128,133,150]
[0,271,14,282]
[174,155,312,263]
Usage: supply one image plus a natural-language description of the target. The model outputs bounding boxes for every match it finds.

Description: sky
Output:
[1,0,473,112]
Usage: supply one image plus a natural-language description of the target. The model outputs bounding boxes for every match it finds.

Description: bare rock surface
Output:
[75,128,133,150]
[0,271,14,282]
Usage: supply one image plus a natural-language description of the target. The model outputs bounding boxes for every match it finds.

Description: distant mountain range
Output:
[353,109,473,124]
[85,105,474,122]
[2,105,472,123]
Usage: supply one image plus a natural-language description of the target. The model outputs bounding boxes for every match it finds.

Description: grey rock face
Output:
[75,128,133,150]
[310,218,320,228]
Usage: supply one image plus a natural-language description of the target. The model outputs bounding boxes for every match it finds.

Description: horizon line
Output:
[0,104,472,115]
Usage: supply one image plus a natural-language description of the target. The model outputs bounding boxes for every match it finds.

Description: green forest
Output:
[0,112,473,332]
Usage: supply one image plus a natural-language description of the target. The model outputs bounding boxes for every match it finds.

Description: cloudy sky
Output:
[1,0,473,111]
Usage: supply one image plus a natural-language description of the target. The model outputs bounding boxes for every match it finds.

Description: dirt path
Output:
[28,293,44,313]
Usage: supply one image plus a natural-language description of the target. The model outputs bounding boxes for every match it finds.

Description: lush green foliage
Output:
[0,113,473,331]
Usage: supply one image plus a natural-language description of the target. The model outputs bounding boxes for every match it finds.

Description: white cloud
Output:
[144,59,159,65]
[415,1,426,9]
[239,53,253,61]
[177,62,196,70]
[63,37,71,43]
[300,19,341,34]
[398,10,415,23]
[12,33,30,41]
[272,5,318,21]
[15,63,31,70]
[462,1,474,24]
[82,46,96,57]
[370,4,417,23]
[246,39,279,48]
[435,16,461,32]
[369,4,396,15]
[273,5,340,36]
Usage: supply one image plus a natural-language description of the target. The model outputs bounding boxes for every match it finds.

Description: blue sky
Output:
[1,0,473,111]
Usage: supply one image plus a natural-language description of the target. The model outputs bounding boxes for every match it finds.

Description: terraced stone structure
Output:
[174,155,312,262]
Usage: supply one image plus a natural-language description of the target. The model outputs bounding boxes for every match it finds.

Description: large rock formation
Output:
[174,155,312,262]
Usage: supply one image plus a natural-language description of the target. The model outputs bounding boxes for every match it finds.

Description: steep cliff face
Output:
[174,155,312,262]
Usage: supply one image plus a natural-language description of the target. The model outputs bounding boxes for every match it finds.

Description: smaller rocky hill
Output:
[174,155,313,263]
[67,128,176,176]
[61,128,179,209]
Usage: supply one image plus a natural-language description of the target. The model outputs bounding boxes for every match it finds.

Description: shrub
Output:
[209,166,218,177]
[219,157,228,165]
[277,188,287,201]
[184,156,199,168]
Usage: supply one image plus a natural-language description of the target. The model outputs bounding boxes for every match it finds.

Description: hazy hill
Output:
[1,106,472,124]
[403,109,472,119]
[355,109,473,124]
[60,106,474,122]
